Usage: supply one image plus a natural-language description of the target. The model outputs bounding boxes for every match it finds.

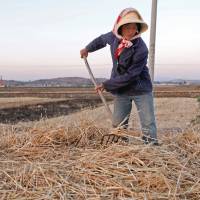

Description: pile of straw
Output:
[0,119,199,200]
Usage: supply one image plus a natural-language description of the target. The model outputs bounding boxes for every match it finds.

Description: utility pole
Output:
[149,0,158,82]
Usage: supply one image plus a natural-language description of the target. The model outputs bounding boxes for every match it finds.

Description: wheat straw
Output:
[0,119,199,199]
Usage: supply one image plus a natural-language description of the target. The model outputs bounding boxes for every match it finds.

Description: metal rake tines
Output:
[100,133,129,145]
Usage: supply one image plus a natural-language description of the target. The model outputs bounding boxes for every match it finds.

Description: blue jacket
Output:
[86,31,152,95]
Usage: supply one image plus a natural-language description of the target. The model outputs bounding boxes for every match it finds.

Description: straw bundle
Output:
[0,119,199,200]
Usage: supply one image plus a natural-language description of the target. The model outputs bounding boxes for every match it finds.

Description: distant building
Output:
[0,76,5,87]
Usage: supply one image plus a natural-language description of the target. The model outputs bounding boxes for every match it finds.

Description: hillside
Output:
[3,77,200,87]
[4,77,107,87]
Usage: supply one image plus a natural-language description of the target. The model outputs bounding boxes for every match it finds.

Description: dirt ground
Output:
[3,97,198,137]
[0,97,105,124]
[0,97,66,109]
[84,97,200,134]
[69,97,199,134]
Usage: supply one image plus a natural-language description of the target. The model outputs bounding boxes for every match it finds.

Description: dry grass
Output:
[0,97,199,199]
[0,117,199,200]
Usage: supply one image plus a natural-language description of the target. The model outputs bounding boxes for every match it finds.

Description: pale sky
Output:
[0,0,200,81]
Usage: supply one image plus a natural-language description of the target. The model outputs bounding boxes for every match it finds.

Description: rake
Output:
[83,57,112,120]
[83,57,134,146]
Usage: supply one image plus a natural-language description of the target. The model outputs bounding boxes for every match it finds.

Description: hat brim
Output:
[117,20,148,34]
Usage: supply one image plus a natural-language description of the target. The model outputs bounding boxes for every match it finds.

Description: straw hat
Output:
[116,9,148,35]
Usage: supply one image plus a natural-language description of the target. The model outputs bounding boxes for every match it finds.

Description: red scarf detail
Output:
[115,39,133,59]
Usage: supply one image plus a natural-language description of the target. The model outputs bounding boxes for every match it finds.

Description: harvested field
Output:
[0,97,106,124]
[0,85,200,98]
[0,118,199,199]
[0,85,200,124]
[0,97,199,199]
[0,97,66,109]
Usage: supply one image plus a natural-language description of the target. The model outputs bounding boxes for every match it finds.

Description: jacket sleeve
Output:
[86,31,114,52]
[103,48,148,91]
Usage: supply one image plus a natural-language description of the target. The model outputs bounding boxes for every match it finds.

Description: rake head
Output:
[100,129,130,146]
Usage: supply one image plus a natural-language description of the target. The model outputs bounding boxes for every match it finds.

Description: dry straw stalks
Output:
[0,119,199,200]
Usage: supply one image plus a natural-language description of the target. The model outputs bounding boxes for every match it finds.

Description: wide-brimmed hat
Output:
[113,8,148,39]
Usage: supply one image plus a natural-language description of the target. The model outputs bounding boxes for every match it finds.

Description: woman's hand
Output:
[95,84,105,93]
[80,48,88,58]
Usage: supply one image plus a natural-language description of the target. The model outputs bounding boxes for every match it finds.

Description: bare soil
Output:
[0,85,199,127]
[0,98,106,124]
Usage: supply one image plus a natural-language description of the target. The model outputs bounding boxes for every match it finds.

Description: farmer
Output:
[80,8,158,145]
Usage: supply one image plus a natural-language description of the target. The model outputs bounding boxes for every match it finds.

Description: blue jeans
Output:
[112,92,157,140]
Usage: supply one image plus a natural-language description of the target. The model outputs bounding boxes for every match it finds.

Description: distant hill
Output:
[3,77,200,87]
[4,77,107,87]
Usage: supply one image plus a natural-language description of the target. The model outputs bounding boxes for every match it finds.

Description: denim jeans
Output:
[112,92,157,140]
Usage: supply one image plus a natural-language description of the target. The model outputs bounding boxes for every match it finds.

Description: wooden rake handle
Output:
[83,57,112,120]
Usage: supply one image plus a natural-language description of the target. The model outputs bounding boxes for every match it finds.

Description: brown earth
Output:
[0,97,107,124]
[0,85,200,98]
[0,85,199,125]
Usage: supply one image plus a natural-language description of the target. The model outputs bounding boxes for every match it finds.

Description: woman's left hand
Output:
[95,84,105,93]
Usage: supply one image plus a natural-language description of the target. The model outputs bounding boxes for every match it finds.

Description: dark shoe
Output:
[141,135,151,144]
[142,136,160,146]
[150,138,160,146]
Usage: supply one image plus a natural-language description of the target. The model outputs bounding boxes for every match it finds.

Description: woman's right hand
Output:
[80,48,88,58]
